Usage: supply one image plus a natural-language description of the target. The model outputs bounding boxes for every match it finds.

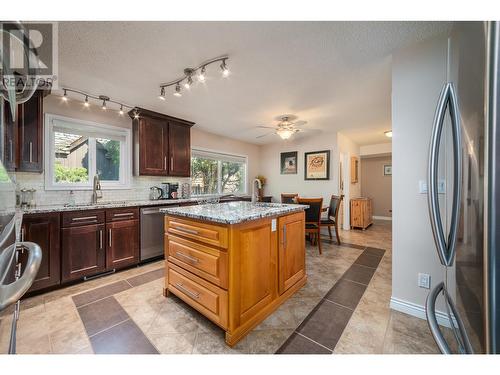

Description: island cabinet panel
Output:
[21,213,61,292]
[278,211,306,295]
[106,219,139,270]
[232,221,276,325]
[61,223,106,282]
[166,216,228,249]
[167,235,228,288]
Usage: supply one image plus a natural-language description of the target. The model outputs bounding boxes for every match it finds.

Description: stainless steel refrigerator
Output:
[0,22,42,354]
[426,21,500,354]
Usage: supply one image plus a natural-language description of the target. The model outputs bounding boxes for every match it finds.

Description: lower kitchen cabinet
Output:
[21,213,61,292]
[278,212,306,295]
[61,224,106,282]
[106,219,139,270]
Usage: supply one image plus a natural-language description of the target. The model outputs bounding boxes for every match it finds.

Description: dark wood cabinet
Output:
[131,108,194,177]
[21,213,60,292]
[106,219,139,270]
[2,91,44,172]
[3,103,18,171]
[18,92,43,172]
[61,223,106,282]
[168,121,191,177]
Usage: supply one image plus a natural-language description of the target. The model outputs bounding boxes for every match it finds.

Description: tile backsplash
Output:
[12,172,189,207]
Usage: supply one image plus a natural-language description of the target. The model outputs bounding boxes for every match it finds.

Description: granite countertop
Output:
[160,201,307,225]
[20,195,254,214]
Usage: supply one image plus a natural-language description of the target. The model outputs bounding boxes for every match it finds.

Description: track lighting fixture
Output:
[158,87,166,101]
[60,88,135,117]
[158,55,229,99]
[198,66,206,82]
[384,130,393,138]
[174,83,182,97]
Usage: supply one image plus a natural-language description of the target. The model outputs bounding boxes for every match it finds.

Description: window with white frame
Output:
[191,149,247,196]
[44,114,131,190]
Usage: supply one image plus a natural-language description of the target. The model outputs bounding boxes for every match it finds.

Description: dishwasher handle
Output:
[141,206,179,215]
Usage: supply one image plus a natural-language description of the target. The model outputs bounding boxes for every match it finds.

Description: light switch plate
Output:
[271,219,276,232]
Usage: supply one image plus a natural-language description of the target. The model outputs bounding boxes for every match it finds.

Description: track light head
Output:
[119,105,124,115]
[84,95,89,107]
[198,66,206,82]
[62,89,68,101]
[184,75,193,90]
[174,83,182,97]
[158,87,166,101]
[220,60,229,77]
[101,100,107,110]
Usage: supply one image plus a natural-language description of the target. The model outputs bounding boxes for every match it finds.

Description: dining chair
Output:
[281,193,299,204]
[320,194,344,245]
[296,197,323,254]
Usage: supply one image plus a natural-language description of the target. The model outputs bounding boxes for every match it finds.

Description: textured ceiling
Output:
[57,21,451,145]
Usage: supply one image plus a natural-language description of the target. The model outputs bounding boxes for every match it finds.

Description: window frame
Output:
[44,113,131,191]
[191,147,248,196]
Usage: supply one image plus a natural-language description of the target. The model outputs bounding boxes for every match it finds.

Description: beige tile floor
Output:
[0,220,444,354]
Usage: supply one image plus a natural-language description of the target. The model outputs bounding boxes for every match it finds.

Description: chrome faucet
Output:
[91,175,102,204]
[251,178,262,203]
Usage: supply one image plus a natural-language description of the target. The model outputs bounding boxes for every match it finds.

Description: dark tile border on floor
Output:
[277,246,385,354]
[73,280,132,307]
[126,268,164,287]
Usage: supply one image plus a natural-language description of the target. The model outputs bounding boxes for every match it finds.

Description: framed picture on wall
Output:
[304,150,330,180]
[280,151,298,174]
[384,164,392,176]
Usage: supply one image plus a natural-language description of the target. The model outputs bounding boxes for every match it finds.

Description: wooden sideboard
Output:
[350,197,373,230]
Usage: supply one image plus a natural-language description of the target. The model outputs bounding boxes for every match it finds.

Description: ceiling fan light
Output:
[277,128,294,140]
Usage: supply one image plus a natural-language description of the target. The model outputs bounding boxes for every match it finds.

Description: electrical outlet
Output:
[418,273,431,289]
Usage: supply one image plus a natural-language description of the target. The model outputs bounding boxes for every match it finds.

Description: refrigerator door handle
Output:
[0,242,42,312]
[428,82,462,266]
[426,282,474,354]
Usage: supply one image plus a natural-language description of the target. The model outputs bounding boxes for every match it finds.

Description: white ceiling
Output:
[57,21,451,146]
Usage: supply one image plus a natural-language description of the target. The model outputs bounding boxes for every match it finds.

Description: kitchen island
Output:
[161,201,307,346]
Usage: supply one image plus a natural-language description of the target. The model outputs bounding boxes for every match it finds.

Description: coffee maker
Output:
[160,182,179,199]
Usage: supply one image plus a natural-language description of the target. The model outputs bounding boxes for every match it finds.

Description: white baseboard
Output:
[390,297,453,328]
[373,216,392,221]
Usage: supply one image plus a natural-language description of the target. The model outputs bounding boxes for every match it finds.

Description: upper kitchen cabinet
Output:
[130,108,194,177]
[2,90,45,172]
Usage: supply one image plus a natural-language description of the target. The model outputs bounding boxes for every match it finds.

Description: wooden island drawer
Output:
[166,235,228,288]
[166,216,228,248]
[168,263,228,329]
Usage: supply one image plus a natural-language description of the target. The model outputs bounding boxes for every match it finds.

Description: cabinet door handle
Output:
[175,283,200,299]
[164,156,167,170]
[72,216,98,222]
[29,142,33,163]
[21,227,25,242]
[9,140,13,162]
[108,228,112,247]
[99,229,103,250]
[113,212,134,218]
[175,251,199,264]
[170,156,174,169]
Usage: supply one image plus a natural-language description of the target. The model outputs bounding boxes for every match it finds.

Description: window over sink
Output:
[44,114,131,190]
[191,149,247,196]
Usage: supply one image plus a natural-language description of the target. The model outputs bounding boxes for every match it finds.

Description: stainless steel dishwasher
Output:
[140,205,177,261]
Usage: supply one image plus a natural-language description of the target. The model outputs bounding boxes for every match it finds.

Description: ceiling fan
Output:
[256,115,308,140]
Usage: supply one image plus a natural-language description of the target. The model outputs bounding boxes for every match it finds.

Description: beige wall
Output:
[361,156,392,217]
[391,33,454,318]
[258,131,340,203]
